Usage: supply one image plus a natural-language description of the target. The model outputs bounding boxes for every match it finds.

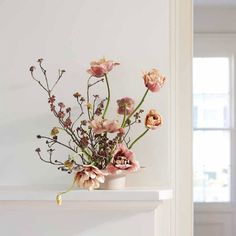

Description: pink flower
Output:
[145,109,162,130]
[64,117,72,128]
[48,95,56,104]
[117,128,125,137]
[107,144,139,174]
[89,116,120,134]
[58,111,65,119]
[143,68,166,92]
[58,102,65,109]
[117,97,135,115]
[87,58,120,78]
[74,165,106,190]
[89,116,107,134]
[103,120,120,133]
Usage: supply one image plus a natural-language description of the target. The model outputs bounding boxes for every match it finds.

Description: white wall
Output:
[0,0,170,187]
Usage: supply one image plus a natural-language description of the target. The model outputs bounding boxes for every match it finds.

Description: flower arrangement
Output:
[30,58,165,205]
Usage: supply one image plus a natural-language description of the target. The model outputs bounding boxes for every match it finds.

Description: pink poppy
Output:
[74,165,106,190]
[107,144,139,174]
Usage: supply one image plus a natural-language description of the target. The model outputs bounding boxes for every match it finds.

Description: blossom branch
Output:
[51,69,66,91]
[37,135,77,153]
[35,148,63,166]
[38,59,51,94]
[30,67,48,93]
[72,99,84,129]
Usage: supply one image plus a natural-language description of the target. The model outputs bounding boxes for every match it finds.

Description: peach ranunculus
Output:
[143,68,166,92]
[117,97,135,115]
[89,116,120,134]
[87,58,120,78]
[145,109,162,130]
[74,165,106,190]
[106,144,139,174]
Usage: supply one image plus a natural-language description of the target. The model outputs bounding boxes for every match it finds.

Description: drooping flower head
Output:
[74,165,106,191]
[87,58,120,78]
[143,68,166,92]
[50,127,59,136]
[106,144,139,174]
[145,109,162,130]
[89,116,120,134]
[117,97,135,115]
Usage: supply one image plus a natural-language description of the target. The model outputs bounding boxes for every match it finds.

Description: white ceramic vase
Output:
[100,174,126,190]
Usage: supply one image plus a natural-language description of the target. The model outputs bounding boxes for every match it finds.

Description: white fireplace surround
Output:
[0,186,172,236]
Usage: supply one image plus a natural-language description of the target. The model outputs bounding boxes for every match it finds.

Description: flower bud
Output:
[56,195,62,205]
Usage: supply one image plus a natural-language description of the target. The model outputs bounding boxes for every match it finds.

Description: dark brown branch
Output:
[30,71,48,93]
[51,69,65,91]
[39,135,77,153]
[38,59,50,94]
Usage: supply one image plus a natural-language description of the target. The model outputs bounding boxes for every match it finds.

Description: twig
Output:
[88,78,104,88]
[51,70,65,91]
[39,135,77,153]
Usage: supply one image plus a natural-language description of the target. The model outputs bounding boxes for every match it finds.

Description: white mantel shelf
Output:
[0,185,172,201]
[0,186,172,236]
[0,186,172,210]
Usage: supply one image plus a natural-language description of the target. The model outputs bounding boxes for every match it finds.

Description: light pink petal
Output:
[93,180,100,189]
[96,175,105,183]
[107,164,119,174]
[90,65,106,77]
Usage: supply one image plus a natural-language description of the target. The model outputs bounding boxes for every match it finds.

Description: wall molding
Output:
[170,0,193,235]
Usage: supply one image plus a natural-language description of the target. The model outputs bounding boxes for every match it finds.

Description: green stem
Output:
[102,74,110,119]
[87,76,92,120]
[56,178,76,205]
[128,129,149,149]
[82,148,92,161]
[121,106,127,128]
[125,88,149,124]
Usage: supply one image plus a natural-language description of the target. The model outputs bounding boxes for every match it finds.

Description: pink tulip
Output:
[107,144,139,174]
[117,97,135,115]
[87,58,120,78]
[143,68,166,92]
